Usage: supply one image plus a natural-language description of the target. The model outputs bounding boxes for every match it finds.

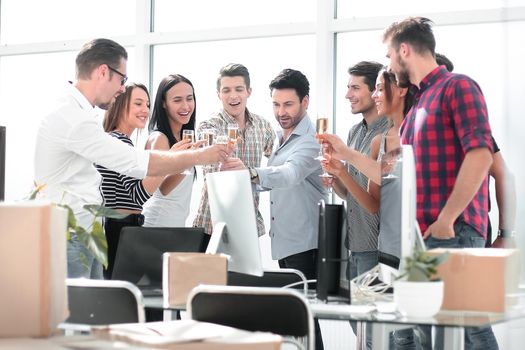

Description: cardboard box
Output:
[162,253,227,307]
[0,201,69,337]
[428,248,520,312]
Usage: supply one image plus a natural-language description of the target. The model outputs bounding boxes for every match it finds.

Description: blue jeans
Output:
[67,234,103,279]
[391,221,499,350]
[347,250,379,350]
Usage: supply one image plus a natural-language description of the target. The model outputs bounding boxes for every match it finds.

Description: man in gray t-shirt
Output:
[322,61,388,347]
[323,61,388,281]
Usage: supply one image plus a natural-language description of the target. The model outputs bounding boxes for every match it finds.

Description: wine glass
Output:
[199,129,216,171]
[199,129,215,147]
[227,123,239,157]
[182,129,195,143]
[215,134,229,170]
[181,130,195,175]
[315,115,333,179]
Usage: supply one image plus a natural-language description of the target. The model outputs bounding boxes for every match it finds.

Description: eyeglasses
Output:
[107,65,128,86]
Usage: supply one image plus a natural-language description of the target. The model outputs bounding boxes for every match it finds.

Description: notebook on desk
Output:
[111,227,209,296]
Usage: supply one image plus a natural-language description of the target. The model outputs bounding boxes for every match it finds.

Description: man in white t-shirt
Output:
[35,38,230,278]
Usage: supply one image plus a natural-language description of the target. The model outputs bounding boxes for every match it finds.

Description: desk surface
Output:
[309,295,525,328]
[144,292,525,330]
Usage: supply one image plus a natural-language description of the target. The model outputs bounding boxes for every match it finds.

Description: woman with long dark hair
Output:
[142,74,196,227]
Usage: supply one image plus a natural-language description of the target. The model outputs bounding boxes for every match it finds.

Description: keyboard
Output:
[310,303,376,316]
[139,287,163,297]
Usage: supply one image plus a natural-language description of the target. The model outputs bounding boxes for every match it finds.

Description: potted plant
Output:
[27,184,127,268]
[393,248,449,318]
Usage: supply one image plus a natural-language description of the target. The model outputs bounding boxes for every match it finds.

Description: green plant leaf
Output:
[397,247,450,282]
[73,225,90,246]
[55,203,77,229]
[89,221,108,268]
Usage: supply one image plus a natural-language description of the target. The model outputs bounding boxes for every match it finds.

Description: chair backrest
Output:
[227,268,308,294]
[187,285,314,350]
[65,278,145,326]
[111,226,208,288]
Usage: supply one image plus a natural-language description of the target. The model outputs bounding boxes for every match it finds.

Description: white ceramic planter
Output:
[393,280,444,318]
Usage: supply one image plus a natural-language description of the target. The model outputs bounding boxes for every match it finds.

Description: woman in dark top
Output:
[96,83,166,279]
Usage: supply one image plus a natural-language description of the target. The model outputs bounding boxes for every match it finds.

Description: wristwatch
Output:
[248,167,258,181]
[497,229,515,238]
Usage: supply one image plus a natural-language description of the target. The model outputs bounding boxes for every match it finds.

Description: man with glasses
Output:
[35,38,230,279]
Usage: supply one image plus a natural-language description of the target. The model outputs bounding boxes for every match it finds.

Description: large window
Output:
[0,0,523,278]
[0,0,135,44]
[337,0,520,18]
[154,0,315,32]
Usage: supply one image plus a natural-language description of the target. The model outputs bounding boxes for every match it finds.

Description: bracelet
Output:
[497,229,515,238]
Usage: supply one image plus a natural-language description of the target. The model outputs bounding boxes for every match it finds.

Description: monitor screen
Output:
[378,145,422,283]
[111,226,208,288]
[205,169,263,276]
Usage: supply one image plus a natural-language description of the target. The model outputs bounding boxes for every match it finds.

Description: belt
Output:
[107,213,145,226]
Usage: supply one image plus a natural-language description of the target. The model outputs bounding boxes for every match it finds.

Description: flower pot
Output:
[393,280,444,318]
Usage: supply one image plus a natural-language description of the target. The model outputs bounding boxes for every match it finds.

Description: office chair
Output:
[62,278,145,332]
[227,268,309,295]
[187,284,314,350]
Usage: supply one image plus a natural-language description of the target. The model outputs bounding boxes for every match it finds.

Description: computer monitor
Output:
[315,200,350,302]
[378,145,424,283]
[111,226,208,290]
[205,169,263,276]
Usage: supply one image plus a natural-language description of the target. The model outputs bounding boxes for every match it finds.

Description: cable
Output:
[351,265,391,301]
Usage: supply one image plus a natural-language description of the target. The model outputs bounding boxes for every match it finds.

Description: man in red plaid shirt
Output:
[383,17,497,350]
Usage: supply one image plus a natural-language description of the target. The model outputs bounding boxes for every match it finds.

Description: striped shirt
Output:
[95,131,150,211]
[346,117,390,252]
[400,66,493,237]
[193,109,275,236]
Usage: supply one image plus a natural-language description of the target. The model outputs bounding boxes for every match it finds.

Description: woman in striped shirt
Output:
[96,83,170,279]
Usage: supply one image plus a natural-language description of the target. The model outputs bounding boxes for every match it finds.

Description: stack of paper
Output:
[92,320,281,350]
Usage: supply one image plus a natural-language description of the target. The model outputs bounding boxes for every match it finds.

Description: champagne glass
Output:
[182,129,195,143]
[181,130,195,175]
[199,129,215,147]
[215,134,229,170]
[199,129,216,171]
[315,115,333,179]
[227,123,239,157]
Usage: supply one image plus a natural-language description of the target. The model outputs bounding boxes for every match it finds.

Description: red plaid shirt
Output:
[400,67,493,237]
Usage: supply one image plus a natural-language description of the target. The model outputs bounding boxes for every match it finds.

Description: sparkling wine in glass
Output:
[200,130,216,171]
[181,130,195,175]
[316,116,328,135]
[315,115,333,179]
[200,129,215,147]
[215,134,229,170]
[182,129,195,143]
[227,123,239,156]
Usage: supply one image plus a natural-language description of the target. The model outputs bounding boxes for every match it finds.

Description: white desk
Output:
[309,298,525,350]
[143,290,525,350]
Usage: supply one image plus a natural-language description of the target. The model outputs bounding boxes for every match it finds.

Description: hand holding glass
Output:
[181,130,195,175]
[315,116,333,179]
[215,134,229,170]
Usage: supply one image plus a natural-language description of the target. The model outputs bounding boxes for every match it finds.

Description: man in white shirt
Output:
[35,38,229,278]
